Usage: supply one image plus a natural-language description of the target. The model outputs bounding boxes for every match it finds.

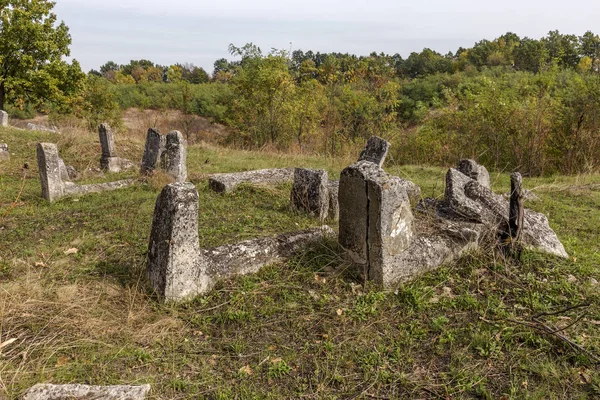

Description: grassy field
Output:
[0,126,599,399]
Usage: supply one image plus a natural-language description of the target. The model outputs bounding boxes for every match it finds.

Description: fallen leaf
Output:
[239,365,253,375]
[336,309,343,316]
[55,356,70,367]
[271,358,282,364]
[64,248,78,255]
[34,262,47,268]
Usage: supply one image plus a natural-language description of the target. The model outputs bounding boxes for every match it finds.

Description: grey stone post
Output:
[37,143,64,202]
[140,128,165,175]
[0,110,8,127]
[290,168,329,221]
[147,182,208,301]
[338,161,415,285]
[358,136,390,167]
[162,130,187,182]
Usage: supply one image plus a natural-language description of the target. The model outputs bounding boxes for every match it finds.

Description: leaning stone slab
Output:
[161,130,187,182]
[23,383,151,400]
[457,159,490,189]
[209,168,294,193]
[0,143,9,160]
[339,161,417,284]
[140,128,165,175]
[358,136,390,167]
[290,168,329,220]
[0,110,7,127]
[148,182,334,302]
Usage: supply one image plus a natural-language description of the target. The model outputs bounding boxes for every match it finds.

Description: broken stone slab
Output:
[37,142,136,202]
[27,123,58,133]
[338,160,417,284]
[161,130,187,182]
[0,143,9,160]
[358,136,390,168]
[327,180,339,221]
[148,182,334,302]
[208,168,294,193]
[0,110,7,127]
[23,383,151,400]
[140,128,165,175]
[442,167,567,258]
[290,168,329,221]
[457,159,490,189]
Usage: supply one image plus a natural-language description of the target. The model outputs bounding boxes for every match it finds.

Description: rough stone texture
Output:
[358,136,390,167]
[27,123,58,133]
[0,143,9,160]
[37,143,64,202]
[161,130,187,182]
[327,180,339,221]
[442,168,567,258]
[140,128,165,175]
[99,123,117,158]
[23,384,151,400]
[147,182,209,302]
[457,159,491,189]
[338,161,416,285]
[147,182,335,302]
[209,168,294,193]
[38,142,136,202]
[290,168,329,221]
[0,110,7,127]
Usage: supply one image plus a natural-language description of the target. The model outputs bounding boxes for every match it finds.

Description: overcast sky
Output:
[55,0,600,73]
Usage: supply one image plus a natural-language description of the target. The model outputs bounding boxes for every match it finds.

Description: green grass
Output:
[1,126,600,399]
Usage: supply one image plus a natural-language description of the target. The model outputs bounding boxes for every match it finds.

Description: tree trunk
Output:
[0,82,5,111]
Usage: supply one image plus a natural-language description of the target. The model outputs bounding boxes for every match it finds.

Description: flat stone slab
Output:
[209,168,294,193]
[23,384,151,400]
[27,123,58,133]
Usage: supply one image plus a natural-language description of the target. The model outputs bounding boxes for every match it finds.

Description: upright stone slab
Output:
[37,143,64,202]
[99,123,117,158]
[162,130,187,182]
[457,159,490,189]
[357,136,390,168]
[0,143,9,160]
[147,182,209,301]
[327,180,340,221]
[290,168,329,221]
[141,128,165,175]
[0,110,7,127]
[339,161,415,285]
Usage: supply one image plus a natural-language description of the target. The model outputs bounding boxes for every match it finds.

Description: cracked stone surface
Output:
[208,168,294,193]
[23,384,151,400]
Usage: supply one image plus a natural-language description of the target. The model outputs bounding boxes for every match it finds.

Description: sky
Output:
[54,0,600,73]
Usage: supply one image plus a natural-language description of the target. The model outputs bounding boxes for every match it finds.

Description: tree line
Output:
[2,1,600,175]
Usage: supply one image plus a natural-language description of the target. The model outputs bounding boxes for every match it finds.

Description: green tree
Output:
[0,0,84,110]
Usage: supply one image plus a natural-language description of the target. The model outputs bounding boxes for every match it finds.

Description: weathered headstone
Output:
[357,136,390,167]
[0,143,9,160]
[37,143,64,202]
[99,123,117,159]
[0,110,8,127]
[327,180,340,221]
[140,128,165,175]
[339,161,415,285]
[457,159,490,189]
[23,384,151,400]
[148,182,207,301]
[290,168,329,221]
[161,130,187,182]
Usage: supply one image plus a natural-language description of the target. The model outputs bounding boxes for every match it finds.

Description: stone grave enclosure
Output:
[147,182,334,302]
[37,143,136,202]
